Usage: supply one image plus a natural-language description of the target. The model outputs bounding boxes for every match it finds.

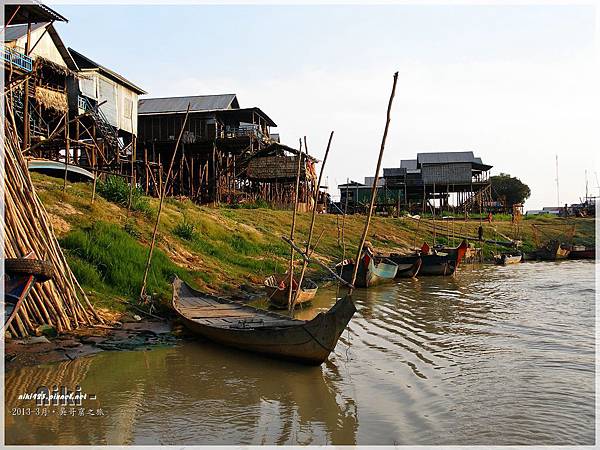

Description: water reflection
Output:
[6,340,357,445]
[5,260,595,445]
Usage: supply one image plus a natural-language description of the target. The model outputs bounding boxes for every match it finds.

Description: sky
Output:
[52,3,598,210]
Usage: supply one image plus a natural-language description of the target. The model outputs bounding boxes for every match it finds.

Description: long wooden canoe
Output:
[389,240,468,276]
[172,278,356,365]
[264,275,318,309]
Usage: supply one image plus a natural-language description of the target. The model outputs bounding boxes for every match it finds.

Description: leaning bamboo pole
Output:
[3,116,102,337]
[292,131,334,310]
[286,138,304,310]
[140,104,191,302]
[350,72,399,291]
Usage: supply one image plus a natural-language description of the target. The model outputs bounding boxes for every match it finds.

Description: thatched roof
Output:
[35,85,67,112]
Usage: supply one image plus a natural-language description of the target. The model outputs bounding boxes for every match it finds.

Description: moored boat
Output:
[395,258,422,278]
[338,248,398,288]
[568,246,595,260]
[529,239,570,261]
[172,277,356,365]
[389,240,468,276]
[493,253,522,265]
[264,274,318,309]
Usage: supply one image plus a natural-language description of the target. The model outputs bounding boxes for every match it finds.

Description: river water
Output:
[5,260,596,445]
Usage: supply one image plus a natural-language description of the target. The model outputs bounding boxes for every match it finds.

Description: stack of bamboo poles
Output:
[4,117,102,338]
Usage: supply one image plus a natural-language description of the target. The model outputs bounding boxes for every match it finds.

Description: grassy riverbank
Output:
[32,173,595,317]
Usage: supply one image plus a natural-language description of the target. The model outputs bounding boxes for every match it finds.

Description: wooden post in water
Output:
[140,104,191,302]
[292,131,334,310]
[349,72,399,291]
[287,138,304,310]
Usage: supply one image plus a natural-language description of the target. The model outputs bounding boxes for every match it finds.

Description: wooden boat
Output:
[529,239,570,261]
[568,246,595,260]
[395,258,422,278]
[338,249,398,288]
[389,240,468,276]
[493,253,522,265]
[264,274,318,309]
[3,253,53,330]
[172,277,356,365]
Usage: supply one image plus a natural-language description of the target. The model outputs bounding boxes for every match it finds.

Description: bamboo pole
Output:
[286,138,304,310]
[292,131,334,310]
[282,236,353,288]
[140,104,191,302]
[350,72,399,291]
[3,109,101,337]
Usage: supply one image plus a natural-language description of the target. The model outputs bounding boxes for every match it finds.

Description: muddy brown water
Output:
[4,260,595,445]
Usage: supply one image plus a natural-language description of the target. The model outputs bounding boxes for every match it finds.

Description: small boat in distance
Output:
[172,277,356,365]
[568,245,595,260]
[264,274,318,309]
[528,239,570,261]
[338,247,398,288]
[494,252,523,265]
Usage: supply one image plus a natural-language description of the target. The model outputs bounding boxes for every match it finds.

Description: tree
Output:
[490,173,531,208]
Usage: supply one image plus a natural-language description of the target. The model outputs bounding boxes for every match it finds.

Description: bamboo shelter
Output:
[3,118,102,337]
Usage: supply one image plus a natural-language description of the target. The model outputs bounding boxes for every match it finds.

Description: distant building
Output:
[338,151,493,215]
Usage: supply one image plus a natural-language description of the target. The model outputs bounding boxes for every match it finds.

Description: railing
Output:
[1,45,33,72]
[222,124,266,140]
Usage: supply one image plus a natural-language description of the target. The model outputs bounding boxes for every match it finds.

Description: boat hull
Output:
[568,249,595,260]
[339,257,398,288]
[173,279,356,365]
[389,254,457,276]
[395,258,422,278]
[529,240,571,261]
[264,276,318,309]
[494,254,522,265]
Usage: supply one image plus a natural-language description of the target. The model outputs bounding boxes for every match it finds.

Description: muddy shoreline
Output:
[5,319,183,371]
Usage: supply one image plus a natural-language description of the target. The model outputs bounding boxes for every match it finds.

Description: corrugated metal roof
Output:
[5,1,68,25]
[3,22,48,42]
[138,94,239,115]
[400,159,417,170]
[417,151,475,165]
[69,48,146,94]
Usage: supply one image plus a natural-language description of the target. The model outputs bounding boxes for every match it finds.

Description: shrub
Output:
[173,219,197,241]
[97,175,153,217]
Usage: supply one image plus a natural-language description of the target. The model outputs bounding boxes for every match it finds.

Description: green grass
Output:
[97,175,153,217]
[60,221,195,307]
[172,218,197,241]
